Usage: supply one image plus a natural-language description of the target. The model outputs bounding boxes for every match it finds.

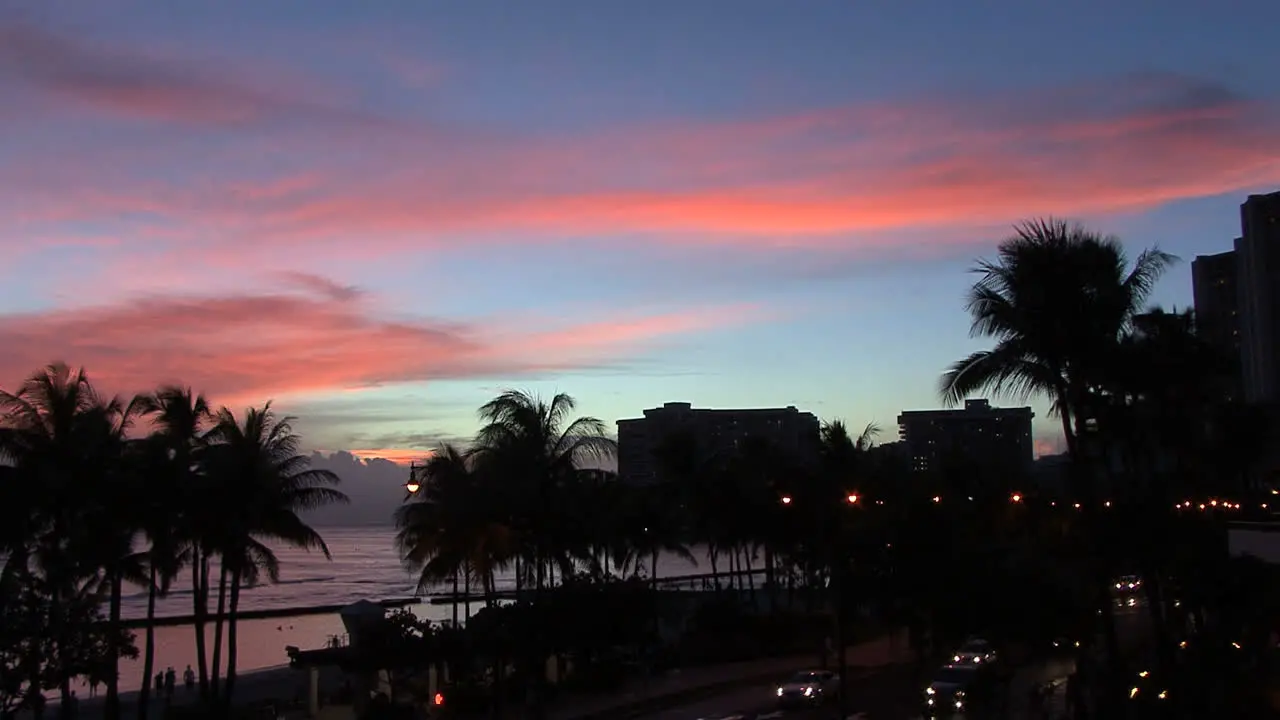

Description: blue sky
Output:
[0,0,1277,462]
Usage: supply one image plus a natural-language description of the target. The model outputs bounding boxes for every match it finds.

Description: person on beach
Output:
[184,665,195,691]
[164,667,176,699]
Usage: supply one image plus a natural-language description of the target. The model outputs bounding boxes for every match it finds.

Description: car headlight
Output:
[776,687,783,697]
[926,687,936,696]
[954,655,962,662]
[955,690,966,698]
[804,687,814,697]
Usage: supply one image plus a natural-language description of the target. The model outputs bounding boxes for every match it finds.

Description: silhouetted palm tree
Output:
[470,390,614,719]
[940,219,1175,462]
[939,220,1175,679]
[134,386,210,714]
[201,404,348,706]
[396,444,483,625]
[0,364,134,719]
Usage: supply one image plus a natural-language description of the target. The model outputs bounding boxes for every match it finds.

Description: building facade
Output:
[1191,249,1241,363]
[616,402,820,485]
[896,399,1034,475]
[1237,191,1280,405]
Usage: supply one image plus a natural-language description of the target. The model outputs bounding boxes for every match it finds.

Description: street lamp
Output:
[780,495,793,505]
[846,493,860,505]
[405,462,423,495]
[1010,492,1023,503]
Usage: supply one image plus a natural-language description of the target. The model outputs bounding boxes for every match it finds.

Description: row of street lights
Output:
[406,461,1271,515]
[775,491,1270,512]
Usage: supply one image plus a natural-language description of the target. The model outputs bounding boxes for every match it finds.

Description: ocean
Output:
[113,526,711,689]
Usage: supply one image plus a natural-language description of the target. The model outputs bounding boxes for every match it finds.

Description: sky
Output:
[2,0,1279,480]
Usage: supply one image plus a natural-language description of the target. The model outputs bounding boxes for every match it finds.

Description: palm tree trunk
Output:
[210,562,229,697]
[138,564,158,720]
[464,561,472,621]
[451,569,459,626]
[514,555,523,598]
[708,548,720,590]
[104,570,124,720]
[223,568,244,708]
[192,550,210,700]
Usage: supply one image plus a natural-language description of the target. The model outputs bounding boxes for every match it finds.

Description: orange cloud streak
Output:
[347,448,434,465]
[0,276,752,405]
[3,19,1278,264]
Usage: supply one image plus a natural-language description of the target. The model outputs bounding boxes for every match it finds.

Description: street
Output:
[641,662,923,720]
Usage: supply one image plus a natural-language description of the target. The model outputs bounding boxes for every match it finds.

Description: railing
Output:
[426,568,777,604]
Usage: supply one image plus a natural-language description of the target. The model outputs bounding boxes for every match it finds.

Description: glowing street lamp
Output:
[846,493,860,505]
[1010,493,1023,503]
[780,495,793,505]
[932,495,941,504]
[406,462,423,495]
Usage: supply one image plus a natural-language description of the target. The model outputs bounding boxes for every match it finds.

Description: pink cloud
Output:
[2,19,1277,269]
[0,279,753,405]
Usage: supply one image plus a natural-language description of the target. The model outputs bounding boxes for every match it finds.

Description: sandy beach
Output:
[37,665,348,720]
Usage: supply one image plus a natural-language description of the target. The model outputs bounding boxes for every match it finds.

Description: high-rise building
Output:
[1237,191,1280,405]
[1191,249,1241,363]
[896,399,1034,475]
[615,402,819,485]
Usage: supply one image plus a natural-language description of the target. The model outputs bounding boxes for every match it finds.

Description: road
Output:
[641,607,1148,720]
[641,662,925,720]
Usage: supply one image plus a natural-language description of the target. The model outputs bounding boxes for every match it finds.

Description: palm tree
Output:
[470,390,614,719]
[201,404,348,706]
[133,386,210,715]
[0,364,134,718]
[72,396,148,720]
[940,219,1175,463]
[396,444,481,624]
[938,219,1176,676]
[812,420,876,719]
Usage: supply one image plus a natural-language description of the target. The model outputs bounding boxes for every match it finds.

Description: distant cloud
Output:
[302,451,410,527]
[4,56,1276,271]
[0,18,399,131]
[0,278,758,404]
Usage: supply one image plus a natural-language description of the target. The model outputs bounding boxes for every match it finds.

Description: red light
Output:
[433,693,444,706]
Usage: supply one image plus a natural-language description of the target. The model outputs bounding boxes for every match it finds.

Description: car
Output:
[1050,636,1082,658]
[950,638,997,666]
[1114,574,1142,593]
[923,664,994,716]
[775,669,839,707]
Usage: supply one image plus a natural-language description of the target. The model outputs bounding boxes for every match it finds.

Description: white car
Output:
[951,639,997,666]
[775,669,839,706]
